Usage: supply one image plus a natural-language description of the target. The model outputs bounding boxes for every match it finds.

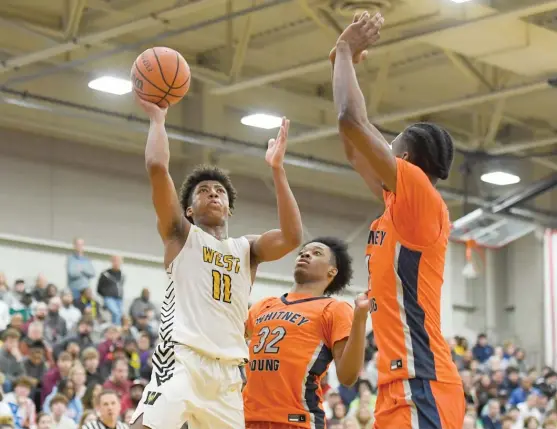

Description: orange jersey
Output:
[366,158,460,386]
[243,293,353,428]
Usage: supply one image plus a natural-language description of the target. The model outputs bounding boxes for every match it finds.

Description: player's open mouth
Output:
[296,260,309,266]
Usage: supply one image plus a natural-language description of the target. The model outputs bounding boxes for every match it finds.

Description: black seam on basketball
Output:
[171,73,190,90]
[156,50,181,105]
[133,61,167,95]
[133,87,166,98]
[152,48,172,88]
[151,48,174,105]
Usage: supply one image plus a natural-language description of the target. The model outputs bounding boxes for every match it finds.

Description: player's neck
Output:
[199,224,228,240]
[100,417,118,428]
[291,283,326,297]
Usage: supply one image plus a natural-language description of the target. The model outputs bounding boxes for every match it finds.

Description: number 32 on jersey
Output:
[212,270,232,303]
[249,326,286,372]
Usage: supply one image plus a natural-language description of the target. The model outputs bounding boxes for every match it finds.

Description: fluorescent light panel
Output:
[481,171,520,186]
[451,0,473,3]
[88,76,132,95]
[241,113,282,130]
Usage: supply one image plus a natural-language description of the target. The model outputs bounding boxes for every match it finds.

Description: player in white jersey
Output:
[130,96,303,429]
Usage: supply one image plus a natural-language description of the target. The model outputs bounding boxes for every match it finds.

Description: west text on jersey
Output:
[368,230,386,246]
[255,311,310,327]
[202,246,241,273]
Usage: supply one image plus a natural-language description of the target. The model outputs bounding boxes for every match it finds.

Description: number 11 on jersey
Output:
[212,270,232,303]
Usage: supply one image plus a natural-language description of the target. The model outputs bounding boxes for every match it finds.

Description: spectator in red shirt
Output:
[102,358,132,414]
[40,351,73,404]
[97,325,120,364]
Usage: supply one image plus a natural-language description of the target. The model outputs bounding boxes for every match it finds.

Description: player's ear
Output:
[328,267,338,279]
[186,206,194,219]
[227,207,233,217]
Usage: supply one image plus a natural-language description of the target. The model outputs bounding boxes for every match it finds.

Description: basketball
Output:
[131,47,191,108]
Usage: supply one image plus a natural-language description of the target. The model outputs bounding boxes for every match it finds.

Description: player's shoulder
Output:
[322,297,354,318]
[249,296,280,315]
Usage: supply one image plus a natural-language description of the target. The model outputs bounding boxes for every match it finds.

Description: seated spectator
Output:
[97,325,121,364]
[133,314,156,346]
[473,333,494,364]
[523,416,541,429]
[123,339,140,380]
[43,297,67,346]
[129,379,145,411]
[0,329,24,392]
[49,394,77,429]
[129,289,156,326]
[67,238,95,302]
[481,399,502,429]
[82,383,103,412]
[120,316,138,343]
[323,390,342,420]
[7,280,29,314]
[43,378,83,424]
[22,303,48,336]
[5,314,24,335]
[54,318,94,360]
[68,364,87,401]
[74,289,102,324]
[97,256,125,325]
[59,291,82,333]
[45,284,58,302]
[36,412,53,429]
[347,380,376,416]
[31,275,49,304]
[354,404,374,428]
[22,340,47,409]
[509,348,529,375]
[81,348,102,387]
[102,358,132,414]
[509,377,540,407]
[517,393,543,424]
[3,376,37,429]
[500,415,514,429]
[20,322,51,363]
[41,352,73,403]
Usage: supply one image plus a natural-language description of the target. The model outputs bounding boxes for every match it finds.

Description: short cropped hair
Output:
[305,236,353,296]
[179,165,237,223]
[401,123,454,180]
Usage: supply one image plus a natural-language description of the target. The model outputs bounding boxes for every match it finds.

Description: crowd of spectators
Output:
[0,238,556,429]
[0,239,159,429]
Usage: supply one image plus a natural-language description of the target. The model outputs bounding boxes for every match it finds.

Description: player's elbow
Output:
[145,159,168,176]
[337,370,358,387]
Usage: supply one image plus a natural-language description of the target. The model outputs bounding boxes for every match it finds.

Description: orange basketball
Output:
[131,47,191,108]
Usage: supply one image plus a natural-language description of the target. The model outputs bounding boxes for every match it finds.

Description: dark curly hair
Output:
[305,236,353,296]
[401,122,454,181]
[179,165,237,224]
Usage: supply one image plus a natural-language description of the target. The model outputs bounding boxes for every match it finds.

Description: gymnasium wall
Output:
[0,127,548,346]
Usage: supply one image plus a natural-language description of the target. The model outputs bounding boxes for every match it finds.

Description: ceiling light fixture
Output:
[88,76,132,95]
[240,113,282,130]
[450,0,473,3]
[480,171,521,186]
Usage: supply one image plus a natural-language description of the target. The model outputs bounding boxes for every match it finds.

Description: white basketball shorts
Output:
[130,342,245,429]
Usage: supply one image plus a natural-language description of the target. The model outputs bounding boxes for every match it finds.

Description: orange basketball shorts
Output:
[373,378,465,429]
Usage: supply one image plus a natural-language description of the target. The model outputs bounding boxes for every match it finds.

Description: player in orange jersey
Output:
[330,12,465,429]
[244,237,371,429]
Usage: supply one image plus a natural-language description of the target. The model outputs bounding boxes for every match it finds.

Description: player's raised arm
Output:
[135,96,190,244]
[333,13,398,193]
[330,295,370,386]
[248,118,303,264]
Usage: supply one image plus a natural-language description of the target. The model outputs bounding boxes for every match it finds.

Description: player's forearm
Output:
[336,311,368,386]
[333,42,368,125]
[271,166,303,247]
[145,119,170,172]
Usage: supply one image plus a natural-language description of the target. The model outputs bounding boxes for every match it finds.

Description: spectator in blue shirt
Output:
[508,377,540,406]
[472,333,494,364]
[67,238,95,301]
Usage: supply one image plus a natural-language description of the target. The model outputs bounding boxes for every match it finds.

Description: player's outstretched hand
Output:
[265,117,290,169]
[134,93,168,124]
[334,11,384,63]
[354,293,371,318]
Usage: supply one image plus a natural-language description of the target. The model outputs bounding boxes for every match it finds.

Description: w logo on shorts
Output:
[152,342,175,386]
[144,391,162,406]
